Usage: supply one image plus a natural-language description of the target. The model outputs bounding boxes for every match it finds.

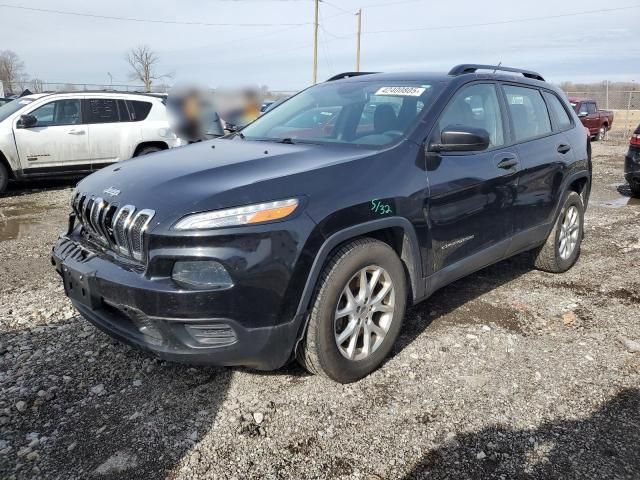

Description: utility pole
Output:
[355,9,362,72]
[313,0,319,84]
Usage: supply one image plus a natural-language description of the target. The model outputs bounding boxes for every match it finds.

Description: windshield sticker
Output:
[375,86,426,97]
[371,199,393,215]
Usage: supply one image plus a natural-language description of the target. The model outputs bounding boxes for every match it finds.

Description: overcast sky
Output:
[1,0,639,90]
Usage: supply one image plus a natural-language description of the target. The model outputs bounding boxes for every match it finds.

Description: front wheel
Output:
[533,191,584,273]
[597,125,607,141]
[629,180,640,197]
[297,238,407,383]
[0,162,9,195]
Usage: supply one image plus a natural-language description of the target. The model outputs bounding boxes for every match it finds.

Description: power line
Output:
[318,7,336,75]
[0,3,310,27]
[364,5,640,34]
[215,3,640,64]
[361,0,423,7]
[320,0,356,15]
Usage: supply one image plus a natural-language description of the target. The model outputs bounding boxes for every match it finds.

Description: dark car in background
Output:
[52,64,591,383]
[625,123,640,196]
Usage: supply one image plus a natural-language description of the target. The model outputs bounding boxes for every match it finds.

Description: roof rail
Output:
[34,90,168,97]
[326,72,378,82]
[448,64,545,82]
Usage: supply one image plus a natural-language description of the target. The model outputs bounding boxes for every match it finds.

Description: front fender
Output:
[0,128,21,174]
[294,216,424,319]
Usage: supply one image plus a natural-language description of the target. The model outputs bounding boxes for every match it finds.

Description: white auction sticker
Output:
[375,86,426,97]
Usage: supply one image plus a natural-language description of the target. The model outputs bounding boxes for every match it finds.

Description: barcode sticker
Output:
[375,86,426,97]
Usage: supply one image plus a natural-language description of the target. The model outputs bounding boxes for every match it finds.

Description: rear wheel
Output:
[0,162,9,195]
[134,146,163,157]
[630,180,640,197]
[297,238,407,383]
[533,191,584,273]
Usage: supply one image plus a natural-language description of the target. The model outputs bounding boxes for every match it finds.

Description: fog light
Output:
[185,324,237,346]
[172,260,233,289]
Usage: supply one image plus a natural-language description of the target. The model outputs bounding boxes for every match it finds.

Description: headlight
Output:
[173,198,299,230]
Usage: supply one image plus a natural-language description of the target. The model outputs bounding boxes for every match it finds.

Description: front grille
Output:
[72,191,155,262]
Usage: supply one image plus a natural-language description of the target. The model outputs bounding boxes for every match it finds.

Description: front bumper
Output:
[51,236,302,370]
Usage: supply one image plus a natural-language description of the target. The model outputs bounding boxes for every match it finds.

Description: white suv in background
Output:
[0,91,181,194]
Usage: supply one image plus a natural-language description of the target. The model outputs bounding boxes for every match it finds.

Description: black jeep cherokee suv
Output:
[52,65,591,383]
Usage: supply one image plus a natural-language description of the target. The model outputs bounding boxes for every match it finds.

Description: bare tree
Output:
[0,50,27,94]
[126,45,170,92]
[30,78,44,93]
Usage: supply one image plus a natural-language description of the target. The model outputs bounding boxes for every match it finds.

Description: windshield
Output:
[0,98,35,123]
[240,80,440,147]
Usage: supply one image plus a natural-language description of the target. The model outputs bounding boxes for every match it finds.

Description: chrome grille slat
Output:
[72,191,154,263]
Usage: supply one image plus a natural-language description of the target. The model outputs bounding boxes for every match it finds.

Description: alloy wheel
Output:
[559,205,580,260]
[334,265,395,361]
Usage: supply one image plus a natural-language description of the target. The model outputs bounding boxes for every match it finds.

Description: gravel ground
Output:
[0,143,639,479]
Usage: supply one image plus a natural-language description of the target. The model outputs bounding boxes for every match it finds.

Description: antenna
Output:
[493,62,502,74]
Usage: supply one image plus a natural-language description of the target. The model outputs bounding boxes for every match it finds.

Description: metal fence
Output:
[563,89,640,140]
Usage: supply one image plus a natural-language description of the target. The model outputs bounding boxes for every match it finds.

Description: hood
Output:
[76,138,372,225]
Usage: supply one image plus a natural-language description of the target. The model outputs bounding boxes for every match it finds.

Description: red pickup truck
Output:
[569,97,614,140]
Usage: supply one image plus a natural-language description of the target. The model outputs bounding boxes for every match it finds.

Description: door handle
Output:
[557,144,571,154]
[67,129,86,135]
[497,157,518,169]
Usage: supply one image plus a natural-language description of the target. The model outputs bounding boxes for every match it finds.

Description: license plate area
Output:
[62,262,98,309]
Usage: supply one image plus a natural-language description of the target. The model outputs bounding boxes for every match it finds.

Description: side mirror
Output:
[17,114,37,128]
[429,125,491,153]
[578,112,588,118]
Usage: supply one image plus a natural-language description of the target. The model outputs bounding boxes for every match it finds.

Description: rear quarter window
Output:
[126,100,153,121]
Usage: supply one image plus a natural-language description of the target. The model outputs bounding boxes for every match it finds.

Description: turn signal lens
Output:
[173,198,299,230]
[631,134,640,146]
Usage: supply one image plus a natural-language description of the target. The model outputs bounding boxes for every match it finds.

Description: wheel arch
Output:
[292,217,424,351]
[0,150,15,179]
[291,218,424,355]
[133,141,169,157]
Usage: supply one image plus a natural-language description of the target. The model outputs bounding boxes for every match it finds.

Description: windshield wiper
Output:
[278,137,295,144]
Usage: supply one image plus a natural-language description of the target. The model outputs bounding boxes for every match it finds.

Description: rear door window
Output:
[586,102,597,114]
[543,92,573,131]
[86,98,120,124]
[503,85,552,142]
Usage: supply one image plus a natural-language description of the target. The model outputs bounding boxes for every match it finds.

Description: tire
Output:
[0,162,9,195]
[296,238,407,383]
[533,191,584,273]
[630,180,640,197]
[596,125,607,141]
[134,146,163,157]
